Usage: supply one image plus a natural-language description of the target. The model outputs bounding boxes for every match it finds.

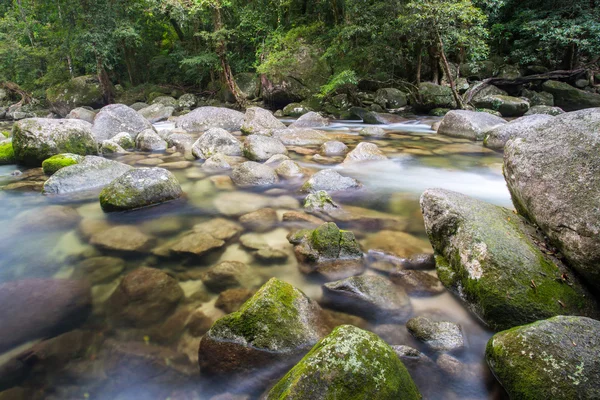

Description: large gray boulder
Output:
[472,95,530,117]
[437,110,506,141]
[240,107,285,135]
[504,108,600,291]
[343,142,387,163]
[484,114,554,150]
[542,80,600,111]
[486,316,600,399]
[66,107,96,124]
[421,188,599,331]
[137,103,174,123]
[191,127,243,159]
[135,129,167,152]
[231,161,278,187]
[43,156,133,195]
[91,104,154,142]
[175,106,244,132]
[288,111,329,128]
[417,82,456,111]
[301,169,361,193]
[243,135,287,162]
[12,118,98,166]
[99,168,182,211]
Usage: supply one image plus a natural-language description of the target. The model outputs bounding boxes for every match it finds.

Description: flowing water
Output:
[0,117,510,399]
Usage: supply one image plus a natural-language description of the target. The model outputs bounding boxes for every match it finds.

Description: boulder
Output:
[90,225,155,253]
[265,325,421,400]
[243,135,287,162]
[198,278,328,375]
[12,118,97,166]
[41,153,84,175]
[304,190,340,214]
[43,156,133,195]
[231,161,278,187]
[320,141,348,156]
[521,89,554,107]
[201,261,250,292]
[112,132,136,149]
[406,316,464,352]
[100,140,127,154]
[271,128,329,146]
[542,80,600,111]
[91,104,154,142]
[504,108,600,290]
[459,61,497,80]
[13,205,81,232]
[438,110,506,141]
[235,73,259,100]
[288,111,329,128]
[421,188,599,331]
[46,75,105,117]
[359,126,386,137]
[524,105,565,116]
[301,169,361,193]
[343,142,387,163]
[417,82,456,111]
[99,167,182,211]
[374,88,408,109]
[483,114,554,150]
[472,95,530,117]
[137,103,174,123]
[275,160,304,179]
[0,142,14,165]
[202,153,232,171]
[150,95,177,107]
[240,107,285,135]
[486,316,600,399]
[129,102,150,111]
[191,128,243,159]
[239,208,279,232]
[177,93,197,110]
[282,103,311,117]
[175,106,245,132]
[135,129,167,152]
[66,107,96,124]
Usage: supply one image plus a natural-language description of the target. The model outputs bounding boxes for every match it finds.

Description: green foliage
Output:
[318,70,358,98]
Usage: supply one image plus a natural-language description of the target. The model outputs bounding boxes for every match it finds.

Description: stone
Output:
[542,80,600,111]
[73,256,125,284]
[265,325,421,400]
[90,225,155,253]
[301,169,360,193]
[12,118,97,166]
[438,110,506,141]
[288,111,329,128]
[215,288,254,313]
[504,109,600,291]
[374,88,408,109]
[201,261,250,292]
[168,232,225,258]
[41,153,84,175]
[243,135,287,162]
[282,103,311,117]
[486,316,600,399]
[138,103,174,123]
[343,142,387,163]
[46,75,105,117]
[390,270,444,296]
[66,107,96,124]
[0,142,14,165]
[100,140,127,154]
[239,208,278,232]
[359,126,386,137]
[473,95,530,117]
[406,316,464,352]
[191,128,243,159]
[264,153,290,167]
[175,106,245,132]
[304,190,340,215]
[320,141,348,156]
[91,104,154,142]
[524,105,565,116]
[150,95,177,107]
[521,89,554,107]
[112,132,136,149]
[231,161,278,187]
[271,128,329,146]
[193,218,242,241]
[202,154,231,171]
[460,61,497,80]
[417,82,456,111]
[254,247,289,263]
[177,93,197,109]
[322,275,412,323]
[421,188,599,331]
[483,114,554,150]
[213,191,299,217]
[130,102,150,111]
[275,160,304,179]
[362,230,431,259]
[136,129,168,152]
[240,107,285,135]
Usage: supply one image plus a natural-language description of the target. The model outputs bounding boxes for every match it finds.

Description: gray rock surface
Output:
[301,169,361,192]
[289,111,329,128]
[438,110,506,141]
[191,127,243,159]
[136,129,168,152]
[243,134,287,161]
[231,161,279,187]
[406,316,464,352]
[484,114,554,150]
[343,142,387,163]
[240,107,285,135]
[91,104,154,142]
[175,106,245,132]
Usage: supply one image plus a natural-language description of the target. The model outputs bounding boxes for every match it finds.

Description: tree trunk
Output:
[416,45,422,85]
[170,19,185,42]
[94,51,114,105]
[17,0,35,47]
[428,46,439,84]
[436,31,464,109]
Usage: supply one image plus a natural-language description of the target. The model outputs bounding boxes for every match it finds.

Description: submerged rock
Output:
[343,142,387,163]
[265,325,421,400]
[240,107,285,135]
[437,110,505,141]
[191,127,243,159]
[91,104,153,142]
[486,316,600,399]
[406,316,464,352]
[90,225,155,253]
[243,134,287,162]
[483,114,553,150]
[41,153,84,175]
[390,270,444,296]
[175,106,245,132]
[301,169,361,193]
[168,232,225,258]
[201,261,251,293]
[231,161,278,187]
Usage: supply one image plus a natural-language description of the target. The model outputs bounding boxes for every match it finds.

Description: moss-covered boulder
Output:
[486,316,600,399]
[521,89,554,107]
[542,80,600,111]
[46,75,106,117]
[42,153,84,175]
[0,141,15,165]
[374,88,408,109]
[421,188,599,331]
[416,82,456,111]
[12,118,98,166]
[265,325,421,400]
[198,277,329,376]
[282,103,312,117]
[438,110,506,141]
[460,60,498,80]
[99,167,182,212]
[472,95,530,117]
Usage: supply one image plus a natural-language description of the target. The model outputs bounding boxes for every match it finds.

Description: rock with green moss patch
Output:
[460,61,498,80]
[42,153,84,175]
[12,118,98,166]
[486,316,600,399]
[46,75,105,117]
[428,108,450,117]
[542,80,600,111]
[198,277,329,376]
[0,141,15,165]
[99,167,182,212]
[282,103,312,117]
[417,82,456,111]
[472,95,530,117]
[421,188,599,331]
[406,316,464,352]
[304,190,339,214]
[265,324,421,400]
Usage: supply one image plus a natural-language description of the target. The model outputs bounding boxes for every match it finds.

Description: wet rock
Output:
[198,278,328,376]
[41,153,84,176]
[263,153,290,168]
[13,205,81,232]
[73,256,125,284]
[265,325,421,400]
[406,253,436,270]
[138,103,174,123]
[0,279,92,352]
[239,208,278,232]
[288,111,329,128]
[275,160,304,179]
[175,106,245,132]
[136,129,168,152]
[100,140,128,154]
[483,114,553,150]
[390,270,444,296]
[303,190,340,214]
[438,110,506,141]
[191,128,243,159]
[240,107,285,135]
[99,167,182,211]
[112,132,136,149]
[254,247,289,263]
[322,275,412,322]
[187,309,214,337]
[193,218,242,241]
[202,153,232,171]
[320,141,348,156]
[417,82,456,111]
[107,267,183,327]
[243,135,287,162]
[406,316,464,352]
[66,107,96,124]
[362,230,431,259]
[524,105,565,116]
[201,261,250,292]
[215,288,254,313]
[343,142,387,163]
[472,95,530,117]
[12,118,97,166]
[213,191,299,217]
[359,126,386,137]
[282,211,326,227]
[271,128,329,146]
[46,75,104,117]
[167,133,195,156]
[542,80,600,111]
[392,345,436,370]
[90,225,155,253]
[421,188,599,331]
[301,169,360,193]
[504,109,600,291]
[486,316,600,399]
[92,104,154,142]
[168,232,225,258]
[231,161,278,187]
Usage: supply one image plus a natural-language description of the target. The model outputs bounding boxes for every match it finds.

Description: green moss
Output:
[0,142,15,165]
[1,131,10,138]
[42,154,82,175]
[311,222,341,258]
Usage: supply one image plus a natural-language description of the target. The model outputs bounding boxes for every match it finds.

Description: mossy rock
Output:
[429,108,450,117]
[459,60,498,80]
[416,83,456,111]
[46,75,106,117]
[283,103,312,117]
[266,325,421,400]
[542,80,600,111]
[472,95,530,117]
[42,154,84,175]
[486,316,600,399]
[0,142,15,165]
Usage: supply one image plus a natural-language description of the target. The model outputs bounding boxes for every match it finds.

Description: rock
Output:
[374,88,408,109]
[421,188,599,330]
[460,61,497,80]
[524,105,565,116]
[521,89,554,107]
[215,288,254,313]
[264,153,290,167]
[486,316,600,399]
[112,132,136,149]
[231,161,278,187]
[99,167,182,211]
[73,256,125,284]
[406,316,464,352]
[504,109,600,291]
[265,325,421,400]
[41,153,84,175]
[472,95,530,117]
[66,107,96,124]
[175,107,245,132]
[198,278,328,376]
[343,142,387,163]
[12,118,97,166]
[43,156,133,195]
[359,126,386,137]
[191,128,243,159]
[90,225,155,253]
[150,95,177,107]
[240,107,285,135]
[438,110,506,141]
[320,141,348,156]
[289,111,329,128]
[542,80,600,111]
[0,142,15,165]
[275,160,304,179]
[130,102,150,111]
[282,103,311,117]
[235,73,259,100]
[46,75,105,117]
[13,205,81,232]
[202,154,232,171]
[322,275,412,323]
[0,279,91,352]
[497,64,521,79]
[177,93,197,109]
[304,190,340,214]
[243,135,287,161]
[390,270,444,296]
[471,84,508,102]
[417,82,456,111]
[91,104,154,142]
[136,129,168,152]
[213,191,299,217]
[193,218,243,241]
[254,247,289,263]
[271,128,329,146]
[100,140,127,154]
[301,169,360,193]
[107,267,183,327]
[201,261,250,292]
[168,232,225,258]
[138,103,174,123]
[167,132,195,156]
[239,208,278,232]
[362,231,431,259]
[483,114,554,150]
